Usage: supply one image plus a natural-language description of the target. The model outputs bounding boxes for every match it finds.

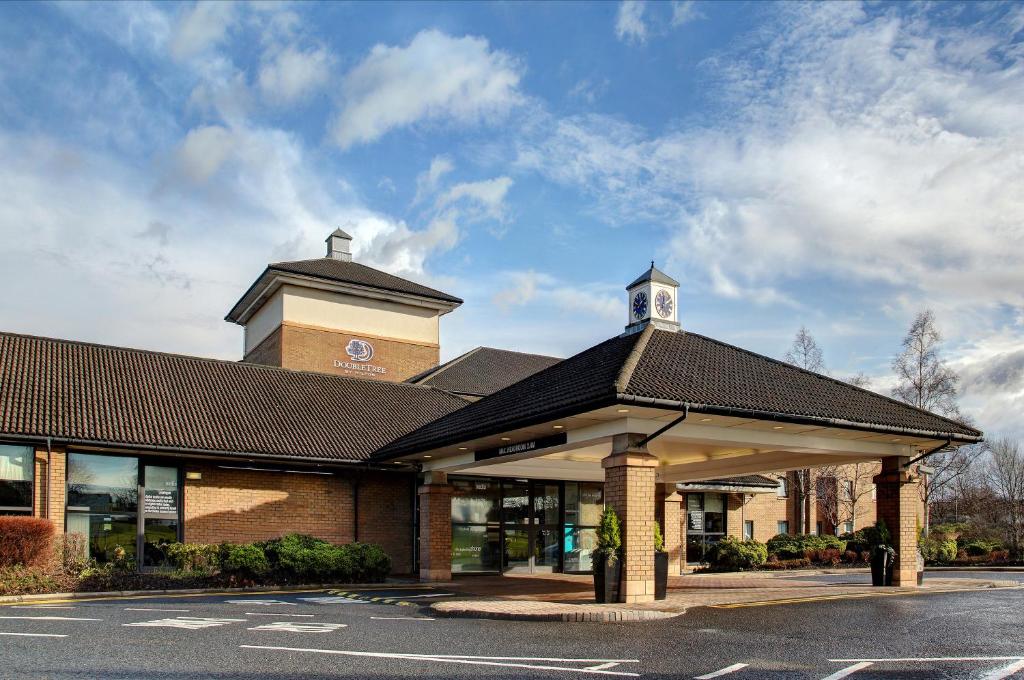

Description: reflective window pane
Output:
[563,527,597,572]
[533,482,560,525]
[67,513,137,564]
[143,466,179,516]
[501,481,530,524]
[0,445,33,511]
[565,482,602,527]
[451,525,500,573]
[704,493,725,534]
[67,454,138,512]
[451,478,499,524]
[503,528,530,570]
[534,527,561,570]
[143,518,178,567]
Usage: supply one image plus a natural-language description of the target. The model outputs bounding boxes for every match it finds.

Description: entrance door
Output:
[141,465,181,569]
[500,480,562,573]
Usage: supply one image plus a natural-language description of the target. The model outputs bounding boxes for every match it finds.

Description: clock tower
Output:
[624,262,680,334]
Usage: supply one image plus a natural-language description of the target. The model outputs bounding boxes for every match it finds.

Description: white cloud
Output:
[176,125,236,183]
[568,77,610,104]
[413,155,455,204]
[671,1,702,27]
[615,1,647,45]
[331,29,523,149]
[492,270,620,321]
[436,177,513,223]
[170,1,236,60]
[258,45,331,104]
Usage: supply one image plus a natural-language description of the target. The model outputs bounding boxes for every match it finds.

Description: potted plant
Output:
[653,521,669,600]
[593,506,622,603]
[866,520,896,586]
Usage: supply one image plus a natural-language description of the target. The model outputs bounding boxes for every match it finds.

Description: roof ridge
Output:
[407,346,485,385]
[684,331,982,437]
[614,324,656,393]
[0,330,449,395]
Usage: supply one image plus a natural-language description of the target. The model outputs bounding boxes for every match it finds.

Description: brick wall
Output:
[418,480,452,581]
[242,323,439,383]
[181,464,415,573]
[603,444,658,603]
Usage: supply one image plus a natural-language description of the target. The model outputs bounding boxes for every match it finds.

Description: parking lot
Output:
[0,581,1021,679]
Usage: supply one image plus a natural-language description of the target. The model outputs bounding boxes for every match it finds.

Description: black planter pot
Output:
[593,554,621,603]
[654,551,669,600]
[870,549,895,586]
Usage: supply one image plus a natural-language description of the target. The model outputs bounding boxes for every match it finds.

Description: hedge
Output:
[766,533,845,560]
[0,517,54,568]
[705,537,768,570]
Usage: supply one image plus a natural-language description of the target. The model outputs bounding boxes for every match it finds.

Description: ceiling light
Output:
[500,437,511,441]
[700,418,712,423]
[423,455,432,459]
[617,408,630,413]
[772,425,784,430]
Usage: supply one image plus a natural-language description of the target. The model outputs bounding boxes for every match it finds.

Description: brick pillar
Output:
[47,447,66,530]
[603,434,658,603]
[655,483,683,575]
[874,456,920,587]
[418,471,452,582]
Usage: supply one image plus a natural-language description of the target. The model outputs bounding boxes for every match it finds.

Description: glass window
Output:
[451,479,499,524]
[67,453,138,513]
[843,480,854,501]
[533,482,560,526]
[0,444,33,514]
[844,521,854,535]
[686,494,704,534]
[704,493,725,534]
[563,527,597,572]
[777,520,789,535]
[452,525,501,573]
[501,480,530,524]
[743,520,754,540]
[777,477,789,498]
[503,528,530,570]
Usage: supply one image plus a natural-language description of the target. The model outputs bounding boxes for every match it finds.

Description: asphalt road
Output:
[0,581,1021,679]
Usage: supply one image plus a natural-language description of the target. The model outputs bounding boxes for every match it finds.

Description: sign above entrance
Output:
[474,433,567,462]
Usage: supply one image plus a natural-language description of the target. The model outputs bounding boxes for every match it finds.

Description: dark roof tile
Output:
[408,347,561,397]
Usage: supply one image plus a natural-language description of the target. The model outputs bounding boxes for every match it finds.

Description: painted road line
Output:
[124,608,190,613]
[226,599,296,606]
[712,585,1024,609]
[298,596,369,605]
[982,659,1024,680]
[370,616,435,621]
[325,592,420,606]
[694,662,749,678]
[12,605,76,609]
[587,663,621,671]
[0,632,68,638]
[125,617,247,630]
[245,612,315,617]
[0,588,327,608]
[248,622,346,633]
[0,616,101,621]
[831,657,1024,663]
[390,593,453,599]
[241,646,641,677]
[821,662,873,679]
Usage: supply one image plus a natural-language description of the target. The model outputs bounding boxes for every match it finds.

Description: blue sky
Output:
[0,1,1022,438]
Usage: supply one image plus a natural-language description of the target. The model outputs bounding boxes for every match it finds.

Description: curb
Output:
[429,604,679,623]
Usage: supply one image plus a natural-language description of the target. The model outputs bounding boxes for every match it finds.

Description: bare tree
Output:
[815,462,877,535]
[784,327,826,533]
[986,437,1024,558]
[846,372,872,389]
[891,310,960,417]
[815,468,841,534]
[785,326,827,374]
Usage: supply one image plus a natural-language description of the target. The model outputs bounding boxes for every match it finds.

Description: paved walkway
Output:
[426,571,1019,622]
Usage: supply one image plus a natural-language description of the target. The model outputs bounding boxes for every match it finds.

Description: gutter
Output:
[45,437,52,521]
[905,438,953,467]
[614,393,982,444]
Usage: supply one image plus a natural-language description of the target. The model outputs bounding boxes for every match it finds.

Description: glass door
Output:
[501,480,531,572]
[141,465,181,568]
[532,482,561,572]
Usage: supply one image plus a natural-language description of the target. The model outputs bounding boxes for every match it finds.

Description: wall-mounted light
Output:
[185,471,202,481]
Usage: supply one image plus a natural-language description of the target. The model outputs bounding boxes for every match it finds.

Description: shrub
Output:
[964,540,998,557]
[766,533,803,559]
[0,565,62,596]
[262,535,391,583]
[842,550,860,564]
[165,543,221,573]
[760,558,811,570]
[595,507,621,561]
[53,533,88,576]
[346,543,391,583]
[706,537,768,570]
[653,522,665,553]
[937,540,958,563]
[0,517,55,568]
[767,533,846,561]
[222,543,269,578]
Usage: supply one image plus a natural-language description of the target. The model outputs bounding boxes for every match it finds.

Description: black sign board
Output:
[474,432,567,462]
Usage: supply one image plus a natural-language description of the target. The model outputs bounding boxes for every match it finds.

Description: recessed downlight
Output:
[457,446,468,451]
[617,408,630,413]
[772,425,784,430]
[500,437,511,441]
[553,425,564,429]
[423,455,432,459]
[700,417,712,423]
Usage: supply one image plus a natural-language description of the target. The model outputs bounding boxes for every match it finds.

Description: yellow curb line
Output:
[0,588,328,608]
[709,584,1024,609]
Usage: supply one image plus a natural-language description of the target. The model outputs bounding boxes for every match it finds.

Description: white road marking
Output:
[0,616,101,621]
[125,617,246,630]
[12,605,75,609]
[588,663,621,671]
[0,632,68,638]
[245,612,315,617]
[241,646,641,677]
[248,622,346,633]
[695,662,749,678]
[226,599,296,606]
[391,593,454,599]
[821,662,874,680]
[982,659,1024,680]
[370,616,435,621]
[832,657,1024,662]
[298,596,368,605]
[124,608,190,613]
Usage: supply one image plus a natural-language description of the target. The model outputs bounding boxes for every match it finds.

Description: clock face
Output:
[632,291,649,320]
[655,289,674,319]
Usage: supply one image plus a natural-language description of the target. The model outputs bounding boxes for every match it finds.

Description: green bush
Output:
[165,543,221,573]
[964,540,1000,557]
[346,543,391,583]
[222,543,269,577]
[706,537,768,570]
[937,539,958,563]
[766,533,846,560]
[0,566,62,596]
[261,534,391,583]
[595,507,621,562]
[653,522,665,553]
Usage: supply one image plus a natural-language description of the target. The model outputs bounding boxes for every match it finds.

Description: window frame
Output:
[777,520,790,535]
[743,520,754,541]
[776,476,789,498]
[0,443,35,516]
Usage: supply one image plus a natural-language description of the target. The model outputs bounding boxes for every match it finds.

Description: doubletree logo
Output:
[345,339,374,362]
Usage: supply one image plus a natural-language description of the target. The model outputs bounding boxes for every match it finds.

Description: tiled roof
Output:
[0,332,467,462]
[270,258,463,304]
[627,264,679,289]
[408,347,562,397]
[677,475,779,489]
[376,326,982,459]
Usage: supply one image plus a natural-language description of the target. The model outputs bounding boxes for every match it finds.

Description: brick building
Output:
[0,232,978,600]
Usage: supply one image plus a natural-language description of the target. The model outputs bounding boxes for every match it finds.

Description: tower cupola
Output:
[624,262,680,334]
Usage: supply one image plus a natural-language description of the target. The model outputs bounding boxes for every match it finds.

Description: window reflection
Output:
[0,444,33,513]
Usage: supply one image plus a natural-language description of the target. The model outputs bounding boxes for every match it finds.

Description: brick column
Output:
[418,471,452,582]
[603,434,658,603]
[47,447,66,530]
[874,456,920,587]
[655,483,683,575]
